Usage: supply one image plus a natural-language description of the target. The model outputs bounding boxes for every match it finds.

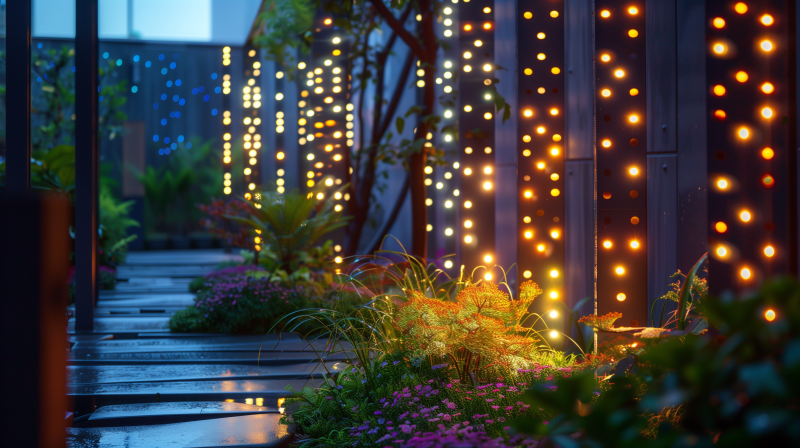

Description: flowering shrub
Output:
[284,356,578,447]
[170,268,363,334]
[578,311,622,331]
[396,281,545,380]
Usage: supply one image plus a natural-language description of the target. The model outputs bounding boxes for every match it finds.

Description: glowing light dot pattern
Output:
[221,48,233,194]
[707,0,793,294]
[516,0,565,335]
[243,47,261,199]
[596,0,648,327]
[459,0,497,277]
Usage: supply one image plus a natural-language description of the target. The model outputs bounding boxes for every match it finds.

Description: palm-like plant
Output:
[229,189,351,274]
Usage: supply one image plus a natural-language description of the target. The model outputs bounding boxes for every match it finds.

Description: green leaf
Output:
[395,117,404,134]
[677,253,708,330]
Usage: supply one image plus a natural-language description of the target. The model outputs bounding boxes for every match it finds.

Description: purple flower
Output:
[374,411,382,415]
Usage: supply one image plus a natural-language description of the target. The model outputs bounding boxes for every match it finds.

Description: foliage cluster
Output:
[515,278,800,447]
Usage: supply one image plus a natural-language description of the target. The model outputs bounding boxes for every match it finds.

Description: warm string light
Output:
[222,47,233,195]
[243,48,262,197]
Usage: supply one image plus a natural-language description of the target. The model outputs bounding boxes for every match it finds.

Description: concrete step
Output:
[116,266,216,279]
[75,402,274,428]
[67,350,350,366]
[68,316,171,334]
[70,336,348,354]
[67,413,289,447]
[124,249,243,266]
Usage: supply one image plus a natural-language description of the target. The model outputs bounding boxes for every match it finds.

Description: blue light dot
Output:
[166,80,173,87]
[173,95,179,102]
[37,43,43,49]
[165,148,171,155]
[133,55,140,62]
[171,143,177,150]
[36,77,42,82]
[175,111,181,118]
[169,112,175,118]
[161,68,168,75]
[161,118,167,125]
[203,95,210,102]
[50,61,55,67]
[178,135,185,142]
[153,135,159,142]
[179,99,185,106]
[164,137,170,144]
[153,103,159,109]
[99,96,104,102]
[161,93,167,100]
[192,88,198,95]
[186,142,192,149]
[158,54,165,61]
[145,61,152,68]
[72,66,76,72]
[175,79,182,86]
[131,86,138,93]
[198,86,205,93]
[97,86,101,92]
[211,109,218,116]
[116,59,122,66]
[169,62,176,69]
[158,148,164,155]
[211,73,218,80]
[103,52,109,59]
[215,87,221,93]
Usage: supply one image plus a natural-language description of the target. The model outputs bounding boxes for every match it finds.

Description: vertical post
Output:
[5,0,32,195]
[74,0,99,333]
[0,196,70,448]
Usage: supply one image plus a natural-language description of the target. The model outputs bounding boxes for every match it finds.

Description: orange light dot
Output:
[537,244,546,252]
[713,85,726,96]
[550,108,559,116]
[628,7,638,15]
[735,71,748,82]
[738,127,750,139]
[717,179,729,189]
[761,40,774,51]
[600,10,610,18]
[523,110,533,117]
[603,240,612,249]
[713,17,726,28]
[524,190,533,198]
[740,210,751,222]
[734,3,748,14]
[762,147,775,159]
[764,246,775,257]
[616,293,626,301]
[713,43,727,55]
[761,15,774,26]
[483,22,492,30]
[464,24,472,31]
[715,222,728,233]
[716,246,728,257]
[762,107,774,118]
[762,83,775,94]
[762,174,775,187]
[602,139,612,148]
[601,89,611,97]
[600,54,610,62]
[524,231,533,239]
[714,110,727,120]
[630,88,639,96]
[615,69,625,78]
[765,309,776,321]
[628,29,639,38]
[630,240,640,249]
[615,266,625,275]
[740,267,751,279]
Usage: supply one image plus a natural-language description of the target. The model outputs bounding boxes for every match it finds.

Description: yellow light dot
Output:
[713,43,727,55]
[550,230,560,239]
[762,107,773,118]
[762,83,775,94]
[537,245,546,252]
[600,10,610,18]
[736,71,749,83]
[537,32,546,39]
[716,246,727,257]
[524,110,533,117]
[713,17,726,28]
[524,190,533,198]
[483,63,493,72]
[716,222,728,233]
[523,270,532,278]
[551,67,561,74]
[762,148,775,159]
[629,115,639,123]
[464,220,473,228]
[537,162,545,169]
[550,10,559,18]
[761,40,773,51]
[524,231,533,239]
[601,89,611,97]
[628,6,638,14]
[549,330,558,338]
[465,201,472,208]
[549,310,559,318]
[550,108,559,115]
[335,256,343,264]
[765,309,776,321]
[740,210,751,222]
[629,167,639,175]
[550,270,559,278]
[740,268,751,279]
[549,291,558,299]
[628,29,639,38]
[537,126,546,134]
[553,134,562,142]
[550,148,560,156]
[616,293,626,301]
[550,189,560,197]
[764,246,775,257]
[603,240,612,248]
[524,68,533,75]
[484,112,493,120]
[523,149,531,157]
[484,255,493,263]
[615,266,625,275]
[713,85,726,96]
[738,127,750,139]
[601,54,610,62]
[550,173,559,181]
[630,241,640,249]
[602,139,611,148]
[523,11,532,19]
[465,235,473,243]
[483,181,493,190]
[537,53,546,60]
[615,69,625,78]
[734,3,747,14]
[484,273,493,281]
[717,179,729,189]
[484,166,492,174]
[630,88,639,96]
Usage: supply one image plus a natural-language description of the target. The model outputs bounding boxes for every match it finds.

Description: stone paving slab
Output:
[67,413,289,447]
[77,402,274,428]
[116,266,216,280]
[125,250,243,266]
[85,307,186,316]
[68,362,341,384]
[68,316,171,334]
[96,294,196,305]
[70,336,350,354]
[67,350,350,365]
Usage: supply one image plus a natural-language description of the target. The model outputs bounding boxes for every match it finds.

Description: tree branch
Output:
[377,50,414,140]
[367,0,427,62]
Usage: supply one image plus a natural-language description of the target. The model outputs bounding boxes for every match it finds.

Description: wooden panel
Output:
[646,0,676,153]
[122,121,145,197]
[647,154,677,326]
[676,0,707,271]
[565,0,594,160]
[565,160,594,316]
[494,0,518,286]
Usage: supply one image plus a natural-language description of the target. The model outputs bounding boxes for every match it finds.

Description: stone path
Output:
[66,250,338,447]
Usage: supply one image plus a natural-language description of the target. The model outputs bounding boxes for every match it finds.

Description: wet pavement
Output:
[66,250,337,447]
